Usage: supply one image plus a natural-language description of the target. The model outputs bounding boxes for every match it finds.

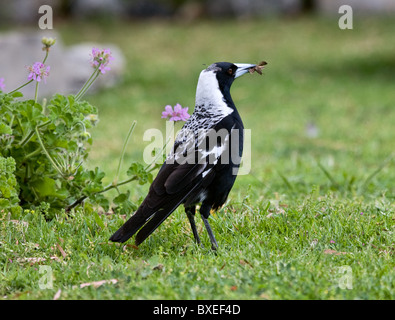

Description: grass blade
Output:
[316,160,339,189]
[114,120,137,185]
[362,153,394,188]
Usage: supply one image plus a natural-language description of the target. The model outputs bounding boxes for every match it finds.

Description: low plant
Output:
[0,38,156,217]
[0,156,22,216]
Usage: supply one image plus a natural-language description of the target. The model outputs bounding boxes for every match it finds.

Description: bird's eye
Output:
[227,68,234,75]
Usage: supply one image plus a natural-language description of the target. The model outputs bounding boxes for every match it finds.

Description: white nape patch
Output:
[195,70,233,118]
[167,69,234,164]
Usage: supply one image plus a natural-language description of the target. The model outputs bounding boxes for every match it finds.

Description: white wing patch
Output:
[202,170,211,178]
[200,143,226,159]
[200,141,226,179]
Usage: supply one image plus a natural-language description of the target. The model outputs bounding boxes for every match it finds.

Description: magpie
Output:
[109,61,266,249]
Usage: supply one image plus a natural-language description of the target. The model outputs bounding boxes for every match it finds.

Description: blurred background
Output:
[1,0,394,201]
[2,0,395,22]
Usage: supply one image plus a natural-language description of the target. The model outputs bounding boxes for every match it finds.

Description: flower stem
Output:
[8,80,33,95]
[19,130,35,147]
[35,50,49,102]
[42,50,49,64]
[15,116,24,136]
[35,125,64,177]
[23,148,43,161]
[19,120,51,147]
[8,48,50,96]
[65,162,159,212]
[66,169,150,212]
[34,81,39,103]
[75,65,101,101]
[78,71,100,100]
[9,115,15,128]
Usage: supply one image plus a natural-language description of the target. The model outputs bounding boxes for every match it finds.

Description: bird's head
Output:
[196,61,266,107]
[205,62,261,91]
[209,61,266,88]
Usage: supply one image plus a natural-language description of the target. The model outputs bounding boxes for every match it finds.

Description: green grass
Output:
[1,16,394,300]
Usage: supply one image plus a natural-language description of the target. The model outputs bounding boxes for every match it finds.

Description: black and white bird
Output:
[109,61,265,249]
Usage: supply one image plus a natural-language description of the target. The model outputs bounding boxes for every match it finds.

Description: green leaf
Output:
[127,162,152,185]
[11,91,23,98]
[31,177,67,199]
[89,167,106,184]
[112,191,137,215]
[89,193,110,212]
[93,211,105,229]
[113,191,130,205]
[0,123,12,135]
[0,156,21,214]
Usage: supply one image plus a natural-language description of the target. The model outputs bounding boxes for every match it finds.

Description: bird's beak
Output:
[234,63,257,78]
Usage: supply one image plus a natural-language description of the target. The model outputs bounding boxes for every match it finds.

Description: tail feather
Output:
[135,186,204,245]
[134,190,195,245]
[135,209,174,245]
[109,206,149,243]
[109,183,202,245]
[109,192,188,244]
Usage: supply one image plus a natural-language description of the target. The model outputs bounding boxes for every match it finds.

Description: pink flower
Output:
[90,48,114,74]
[27,62,50,83]
[330,240,335,244]
[0,78,5,91]
[161,103,190,122]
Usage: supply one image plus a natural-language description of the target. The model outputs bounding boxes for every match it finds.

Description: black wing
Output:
[109,131,219,244]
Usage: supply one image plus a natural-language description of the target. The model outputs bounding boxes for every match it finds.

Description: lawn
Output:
[1,16,394,300]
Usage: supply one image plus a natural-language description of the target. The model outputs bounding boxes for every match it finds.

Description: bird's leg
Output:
[186,206,202,246]
[199,205,218,250]
[201,215,218,250]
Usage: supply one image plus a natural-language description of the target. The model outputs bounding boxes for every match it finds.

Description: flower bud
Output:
[85,114,99,125]
[79,131,91,141]
[41,37,56,50]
